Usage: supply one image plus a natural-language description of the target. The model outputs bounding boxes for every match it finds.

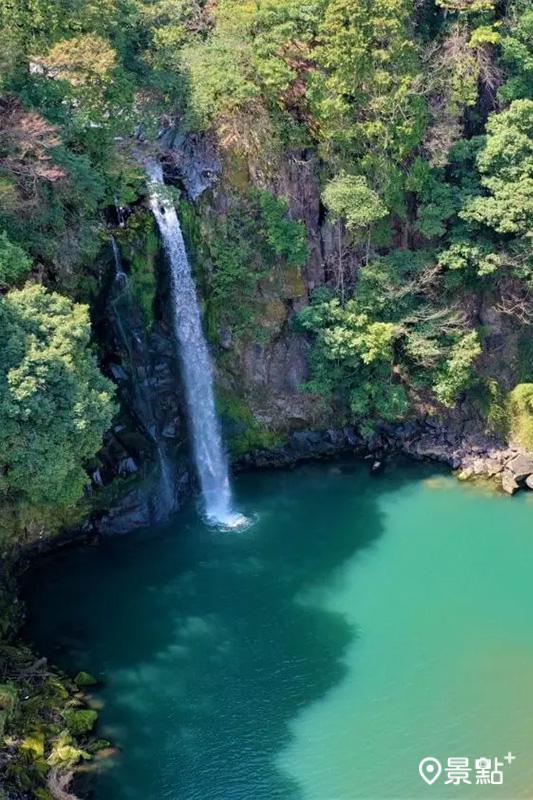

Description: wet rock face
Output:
[236,427,364,469]
[275,154,324,289]
[162,130,222,201]
[94,257,192,531]
[240,333,309,394]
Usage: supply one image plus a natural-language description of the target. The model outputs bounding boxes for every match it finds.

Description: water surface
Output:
[25,461,533,799]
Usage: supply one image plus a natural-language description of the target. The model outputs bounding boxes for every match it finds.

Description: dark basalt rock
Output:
[100,489,152,535]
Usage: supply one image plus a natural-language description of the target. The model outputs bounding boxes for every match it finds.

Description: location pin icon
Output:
[419,758,442,785]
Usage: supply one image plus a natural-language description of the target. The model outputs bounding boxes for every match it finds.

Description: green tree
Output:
[297,292,409,430]
[499,4,533,102]
[311,0,425,166]
[206,189,308,339]
[322,172,388,232]
[0,284,116,506]
[433,331,481,406]
[0,233,32,287]
[462,100,533,236]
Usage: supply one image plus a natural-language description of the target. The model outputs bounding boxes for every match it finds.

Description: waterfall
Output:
[147,162,239,526]
[111,235,127,281]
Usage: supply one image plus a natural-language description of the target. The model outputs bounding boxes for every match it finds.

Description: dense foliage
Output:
[1,0,533,508]
[205,189,308,340]
[0,284,116,507]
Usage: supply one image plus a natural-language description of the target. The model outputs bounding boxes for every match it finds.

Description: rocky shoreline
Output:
[238,419,533,497]
[99,417,533,535]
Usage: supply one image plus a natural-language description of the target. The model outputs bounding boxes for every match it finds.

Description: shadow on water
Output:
[23,460,428,800]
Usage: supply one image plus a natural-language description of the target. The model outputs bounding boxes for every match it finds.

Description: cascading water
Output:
[111,235,127,281]
[147,162,240,526]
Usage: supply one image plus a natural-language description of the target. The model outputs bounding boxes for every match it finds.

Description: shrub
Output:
[508,383,533,449]
[0,233,32,288]
[63,710,97,736]
[433,331,481,407]
[207,189,308,340]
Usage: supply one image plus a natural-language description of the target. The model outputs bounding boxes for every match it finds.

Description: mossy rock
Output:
[0,643,30,667]
[257,298,287,337]
[0,709,6,737]
[21,731,45,758]
[74,671,99,687]
[33,790,56,800]
[86,737,112,754]
[47,731,91,767]
[282,265,306,299]
[220,149,250,191]
[63,709,97,735]
[0,682,17,714]
[45,678,70,698]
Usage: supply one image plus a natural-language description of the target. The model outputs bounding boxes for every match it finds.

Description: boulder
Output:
[109,364,128,382]
[118,457,138,476]
[526,475,533,491]
[506,454,533,482]
[502,470,520,495]
[219,330,232,350]
[74,671,99,687]
[291,430,323,453]
[343,426,360,446]
[162,422,177,439]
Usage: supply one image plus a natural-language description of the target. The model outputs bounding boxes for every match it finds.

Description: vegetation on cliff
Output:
[2,0,533,791]
[2,0,533,483]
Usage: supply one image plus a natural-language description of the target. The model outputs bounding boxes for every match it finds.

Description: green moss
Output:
[33,789,56,800]
[0,501,86,559]
[231,427,283,456]
[475,378,509,439]
[0,683,17,714]
[203,188,308,343]
[86,737,112,753]
[508,383,533,449]
[74,671,99,687]
[47,732,91,767]
[217,389,284,455]
[63,709,98,736]
[517,333,533,383]
[0,628,99,796]
[118,211,159,330]
[21,731,45,758]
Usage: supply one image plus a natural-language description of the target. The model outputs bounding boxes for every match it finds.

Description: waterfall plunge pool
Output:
[24,460,533,799]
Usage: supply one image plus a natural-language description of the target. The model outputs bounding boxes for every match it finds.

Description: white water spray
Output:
[111,235,127,281]
[147,162,241,526]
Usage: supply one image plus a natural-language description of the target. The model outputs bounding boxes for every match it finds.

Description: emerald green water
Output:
[25,461,533,799]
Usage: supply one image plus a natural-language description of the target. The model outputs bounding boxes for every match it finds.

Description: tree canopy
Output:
[0,284,116,507]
